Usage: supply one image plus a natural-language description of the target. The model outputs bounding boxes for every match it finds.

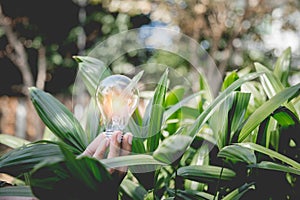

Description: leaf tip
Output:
[28,87,37,93]
[72,55,83,63]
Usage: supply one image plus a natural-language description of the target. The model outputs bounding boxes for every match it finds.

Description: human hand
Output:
[81,131,133,178]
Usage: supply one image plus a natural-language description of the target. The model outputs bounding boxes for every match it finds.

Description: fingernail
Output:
[117,133,122,143]
[128,134,133,145]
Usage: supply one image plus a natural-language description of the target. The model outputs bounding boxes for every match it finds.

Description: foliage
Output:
[0,48,300,199]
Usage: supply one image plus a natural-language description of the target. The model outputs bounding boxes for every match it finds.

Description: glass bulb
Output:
[95,75,139,137]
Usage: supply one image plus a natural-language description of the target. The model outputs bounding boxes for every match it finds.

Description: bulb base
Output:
[104,130,124,139]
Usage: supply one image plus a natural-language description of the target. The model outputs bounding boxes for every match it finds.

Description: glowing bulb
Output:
[95,75,139,137]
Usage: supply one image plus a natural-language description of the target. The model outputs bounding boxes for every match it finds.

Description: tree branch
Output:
[36,46,47,90]
[0,3,33,95]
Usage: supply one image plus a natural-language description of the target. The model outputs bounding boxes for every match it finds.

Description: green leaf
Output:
[238,143,300,169]
[209,92,233,148]
[255,62,284,98]
[221,71,239,91]
[271,106,299,127]
[238,83,300,142]
[82,99,103,144]
[165,86,185,107]
[153,135,192,164]
[30,145,112,199]
[255,62,296,114]
[29,87,87,153]
[184,144,210,191]
[199,72,213,102]
[0,142,63,177]
[146,69,169,152]
[74,56,111,96]
[121,70,144,99]
[222,182,255,200]
[177,165,236,182]
[120,179,147,200]
[0,134,30,149]
[273,47,291,87]
[184,72,263,139]
[218,144,256,164]
[249,161,300,176]
[163,91,203,123]
[101,154,165,171]
[229,92,251,136]
[177,190,214,200]
[0,186,35,197]
[256,116,270,147]
[164,86,185,134]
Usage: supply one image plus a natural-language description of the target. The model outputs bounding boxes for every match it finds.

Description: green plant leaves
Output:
[146,69,169,152]
[29,87,87,153]
[0,142,63,177]
[73,56,111,96]
[0,186,35,198]
[218,144,256,164]
[271,106,299,127]
[222,182,255,200]
[177,165,236,182]
[250,161,300,176]
[238,83,300,142]
[238,143,300,169]
[120,179,147,200]
[185,72,263,139]
[0,134,30,149]
[30,145,113,200]
[101,154,165,170]
[273,47,291,87]
[153,135,192,164]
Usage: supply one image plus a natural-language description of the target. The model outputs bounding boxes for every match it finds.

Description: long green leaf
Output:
[255,62,284,98]
[146,69,169,152]
[273,47,291,87]
[163,91,203,123]
[238,83,300,142]
[218,144,256,164]
[30,145,112,199]
[238,143,300,169]
[0,143,63,177]
[101,154,165,169]
[249,161,300,176]
[229,92,251,136]
[184,72,263,139]
[164,86,185,134]
[73,56,111,96]
[271,106,299,127]
[153,135,192,164]
[177,165,236,182]
[120,179,147,200]
[0,186,35,197]
[209,92,233,148]
[255,62,296,114]
[83,99,103,144]
[221,71,239,91]
[0,134,29,149]
[222,182,255,200]
[177,190,214,200]
[29,87,87,153]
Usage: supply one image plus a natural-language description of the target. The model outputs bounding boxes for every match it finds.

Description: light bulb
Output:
[95,75,139,137]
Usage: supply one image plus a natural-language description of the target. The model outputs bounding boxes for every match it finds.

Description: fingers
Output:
[93,137,110,160]
[118,132,133,174]
[121,132,132,156]
[107,131,122,159]
[81,133,106,156]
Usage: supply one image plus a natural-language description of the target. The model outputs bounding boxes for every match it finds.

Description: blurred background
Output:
[0,0,300,141]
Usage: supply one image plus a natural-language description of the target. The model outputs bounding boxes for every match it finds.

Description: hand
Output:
[81,131,133,178]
